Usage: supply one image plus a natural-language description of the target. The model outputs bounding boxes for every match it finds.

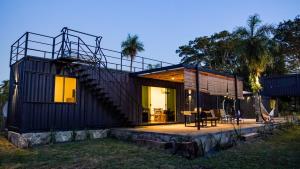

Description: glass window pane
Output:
[64,77,76,103]
[54,76,64,102]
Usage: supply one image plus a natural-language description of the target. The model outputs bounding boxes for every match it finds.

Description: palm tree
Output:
[121,34,144,72]
[0,80,9,108]
[234,14,274,121]
[234,14,274,93]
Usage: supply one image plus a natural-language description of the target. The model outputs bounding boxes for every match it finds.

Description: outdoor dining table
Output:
[182,110,218,127]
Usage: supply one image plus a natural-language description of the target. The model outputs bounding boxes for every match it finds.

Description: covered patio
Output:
[134,64,244,129]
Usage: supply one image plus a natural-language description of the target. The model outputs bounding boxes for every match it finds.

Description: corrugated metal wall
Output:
[261,74,300,97]
[8,57,127,133]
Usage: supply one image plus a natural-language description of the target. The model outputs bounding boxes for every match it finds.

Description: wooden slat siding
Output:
[183,68,243,98]
[237,80,244,99]
[200,73,208,92]
[227,79,235,98]
[184,69,196,89]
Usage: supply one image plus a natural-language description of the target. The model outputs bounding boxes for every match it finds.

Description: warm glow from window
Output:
[54,76,64,102]
[54,76,77,103]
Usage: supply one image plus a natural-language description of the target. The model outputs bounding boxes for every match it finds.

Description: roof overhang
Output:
[131,63,243,82]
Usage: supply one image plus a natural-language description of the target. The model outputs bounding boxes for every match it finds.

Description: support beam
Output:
[234,74,240,125]
[195,63,200,130]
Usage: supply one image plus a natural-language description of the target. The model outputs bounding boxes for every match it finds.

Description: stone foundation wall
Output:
[110,125,276,157]
[8,129,110,148]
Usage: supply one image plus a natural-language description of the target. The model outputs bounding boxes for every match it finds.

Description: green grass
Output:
[1,127,300,169]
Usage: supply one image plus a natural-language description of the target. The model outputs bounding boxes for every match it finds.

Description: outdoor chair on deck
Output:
[220,109,232,123]
[206,110,218,126]
[182,111,192,126]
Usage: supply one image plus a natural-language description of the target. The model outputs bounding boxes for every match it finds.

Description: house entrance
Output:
[142,86,176,123]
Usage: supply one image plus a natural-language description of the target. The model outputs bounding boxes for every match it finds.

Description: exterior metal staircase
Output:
[55,28,142,126]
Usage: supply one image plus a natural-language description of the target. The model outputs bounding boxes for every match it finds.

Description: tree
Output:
[0,80,9,109]
[121,34,144,72]
[176,31,238,73]
[0,80,9,129]
[274,16,300,73]
[234,14,275,122]
[234,14,274,93]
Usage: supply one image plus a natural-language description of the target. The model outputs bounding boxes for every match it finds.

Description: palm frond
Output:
[255,24,274,38]
[233,27,249,39]
[247,14,262,37]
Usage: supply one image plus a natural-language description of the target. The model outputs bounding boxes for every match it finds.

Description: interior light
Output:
[171,77,175,80]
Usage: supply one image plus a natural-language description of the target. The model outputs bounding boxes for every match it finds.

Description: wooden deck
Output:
[113,118,286,137]
[110,118,288,153]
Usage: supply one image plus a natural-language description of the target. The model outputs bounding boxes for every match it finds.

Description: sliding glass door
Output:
[142,86,176,123]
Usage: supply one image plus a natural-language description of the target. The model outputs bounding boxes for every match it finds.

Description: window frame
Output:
[54,75,77,104]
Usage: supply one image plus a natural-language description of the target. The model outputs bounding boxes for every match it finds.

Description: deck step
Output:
[242,132,259,141]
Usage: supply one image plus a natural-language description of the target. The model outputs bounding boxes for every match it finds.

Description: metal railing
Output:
[10,28,173,72]
[10,27,171,124]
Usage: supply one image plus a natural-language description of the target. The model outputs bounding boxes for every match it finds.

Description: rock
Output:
[170,141,199,159]
[75,130,87,141]
[7,131,29,148]
[55,131,72,142]
[22,132,51,145]
[242,132,259,141]
[89,129,109,139]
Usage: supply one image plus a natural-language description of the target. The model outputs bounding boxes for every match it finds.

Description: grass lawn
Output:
[1,126,300,169]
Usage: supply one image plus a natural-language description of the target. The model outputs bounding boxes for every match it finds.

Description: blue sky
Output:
[0,0,299,81]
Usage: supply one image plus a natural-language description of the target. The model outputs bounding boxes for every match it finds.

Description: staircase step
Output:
[72,65,133,126]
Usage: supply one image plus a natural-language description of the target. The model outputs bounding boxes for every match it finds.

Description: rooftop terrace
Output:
[10,27,173,72]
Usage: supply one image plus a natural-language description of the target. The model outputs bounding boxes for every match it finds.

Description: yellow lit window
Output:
[54,76,77,103]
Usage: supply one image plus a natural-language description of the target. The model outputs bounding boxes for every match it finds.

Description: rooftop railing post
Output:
[61,31,65,58]
[69,41,72,56]
[24,32,29,58]
[9,45,13,66]
[16,40,19,61]
[77,37,80,59]
[120,53,123,71]
[52,38,55,59]
[160,61,163,68]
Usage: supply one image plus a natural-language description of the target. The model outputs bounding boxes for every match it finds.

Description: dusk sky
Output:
[0,0,299,81]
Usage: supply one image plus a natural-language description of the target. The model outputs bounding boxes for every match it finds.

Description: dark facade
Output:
[261,74,300,97]
[8,56,132,133]
[261,74,300,114]
[8,56,226,133]
[7,28,242,133]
